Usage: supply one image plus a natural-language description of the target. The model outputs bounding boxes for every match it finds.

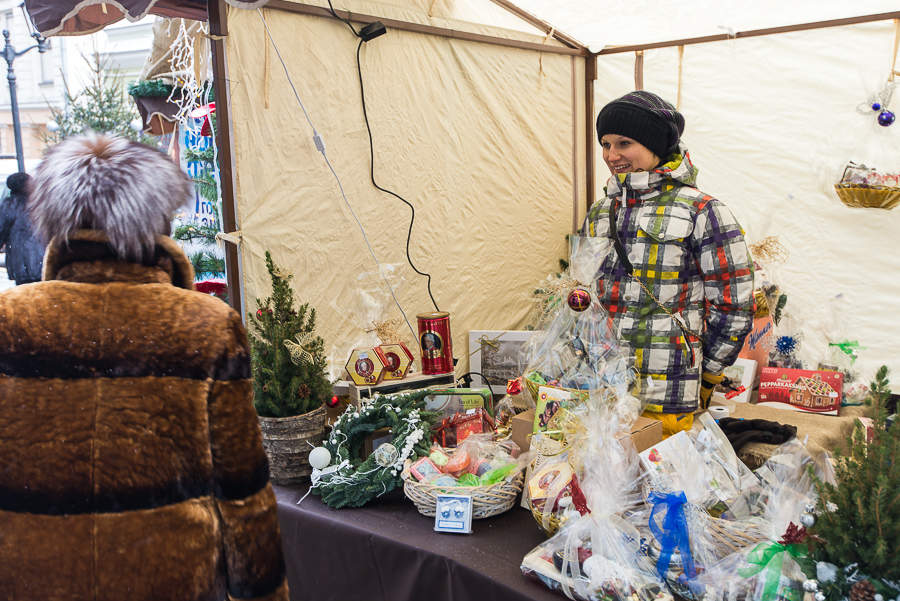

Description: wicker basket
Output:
[403,470,525,519]
[258,404,326,485]
[834,184,900,210]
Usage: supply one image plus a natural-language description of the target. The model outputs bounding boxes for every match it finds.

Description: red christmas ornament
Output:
[567,288,591,312]
[327,395,340,408]
[256,309,264,318]
[190,102,216,137]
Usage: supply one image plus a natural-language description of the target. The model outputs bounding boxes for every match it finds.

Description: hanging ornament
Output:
[800,511,816,528]
[372,442,399,467]
[858,81,896,127]
[567,287,592,312]
[308,446,331,470]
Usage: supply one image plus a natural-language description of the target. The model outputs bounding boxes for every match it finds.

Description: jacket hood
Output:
[605,144,698,198]
[42,230,195,290]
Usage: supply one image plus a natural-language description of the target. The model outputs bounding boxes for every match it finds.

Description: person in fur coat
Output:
[0,134,288,601]
[0,172,44,284]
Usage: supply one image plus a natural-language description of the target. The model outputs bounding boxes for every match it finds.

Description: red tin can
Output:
[416,311,453,375]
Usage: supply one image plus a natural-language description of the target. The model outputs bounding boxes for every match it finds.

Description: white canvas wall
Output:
[224,2,586,379]
[592,20,900,388]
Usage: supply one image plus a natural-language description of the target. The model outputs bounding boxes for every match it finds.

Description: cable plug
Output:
[313,132,325,153]
[359,21,386,42]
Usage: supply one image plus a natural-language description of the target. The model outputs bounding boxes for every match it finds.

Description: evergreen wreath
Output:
[311,390,438,509]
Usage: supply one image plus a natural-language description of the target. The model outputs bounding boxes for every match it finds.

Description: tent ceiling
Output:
[27,0,900,47]
[501,0,900,52]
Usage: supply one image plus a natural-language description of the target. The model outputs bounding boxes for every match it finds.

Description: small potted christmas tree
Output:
[807,366,899,601]
[249,251,331,484]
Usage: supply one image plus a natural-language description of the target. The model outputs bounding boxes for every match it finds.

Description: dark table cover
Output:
[274,484,563,601]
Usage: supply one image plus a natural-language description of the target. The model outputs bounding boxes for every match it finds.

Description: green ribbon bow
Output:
[738,541,808,601]
[828,340,861,362]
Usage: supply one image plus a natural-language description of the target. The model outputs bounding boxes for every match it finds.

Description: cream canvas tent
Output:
[26,0,900,387]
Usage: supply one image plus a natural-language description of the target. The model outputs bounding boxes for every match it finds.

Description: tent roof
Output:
[28,0,900,47]
[509,0,900,52]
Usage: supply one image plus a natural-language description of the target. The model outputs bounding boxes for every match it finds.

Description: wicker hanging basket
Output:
[258,404,326,485]
[402,471,525,519]
[833,184,900,210]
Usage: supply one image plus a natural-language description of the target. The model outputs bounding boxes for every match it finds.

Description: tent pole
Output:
[263,0,585,56]
[584,53,596,214]
[485,0,587,51]
[597,10,900,55]
[208,0,244,315]
[571,55,578,233]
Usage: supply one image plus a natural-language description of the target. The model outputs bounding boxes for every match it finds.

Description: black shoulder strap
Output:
[609,195,633,273]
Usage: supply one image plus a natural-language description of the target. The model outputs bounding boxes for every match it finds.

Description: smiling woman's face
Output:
[600,134,660,175]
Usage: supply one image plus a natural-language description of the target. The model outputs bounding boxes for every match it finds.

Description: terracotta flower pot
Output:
[258,404,326,485]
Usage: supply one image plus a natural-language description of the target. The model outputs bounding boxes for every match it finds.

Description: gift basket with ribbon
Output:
[696,439,836,601]
[522,398,669,601]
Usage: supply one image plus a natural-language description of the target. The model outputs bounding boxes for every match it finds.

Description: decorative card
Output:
[434,494,473,534]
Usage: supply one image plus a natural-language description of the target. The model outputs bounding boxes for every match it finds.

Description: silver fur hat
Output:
[29,133,193,262]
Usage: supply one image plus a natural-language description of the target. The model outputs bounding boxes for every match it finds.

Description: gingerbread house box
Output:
[757,367,843,415]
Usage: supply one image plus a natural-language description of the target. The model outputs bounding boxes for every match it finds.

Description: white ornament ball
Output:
[582,555,601,579]
[815,593,826,601]
[373,442,399,467]
[803,580,819,592]
[800,512,816,528]
[874,595,883,601]
[308,446,331,470]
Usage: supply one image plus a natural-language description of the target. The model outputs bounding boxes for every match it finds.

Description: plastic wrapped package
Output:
[697,439,835,601]
[335,263,418,378]
[523,402,670,601]
[689,413,761,519]
[522,512,672,601]
[525,235,635,397]
[816,293,863,398]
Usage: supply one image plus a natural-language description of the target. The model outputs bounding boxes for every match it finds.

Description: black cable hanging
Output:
[326,0,440,313]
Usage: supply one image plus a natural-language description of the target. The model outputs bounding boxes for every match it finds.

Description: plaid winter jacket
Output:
[583,148,754,413]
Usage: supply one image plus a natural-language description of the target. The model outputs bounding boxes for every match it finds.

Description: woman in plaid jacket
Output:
[584,91,754,434]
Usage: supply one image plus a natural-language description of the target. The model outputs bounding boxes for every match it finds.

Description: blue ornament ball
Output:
[878,110,895,127]
[872,102,882,111]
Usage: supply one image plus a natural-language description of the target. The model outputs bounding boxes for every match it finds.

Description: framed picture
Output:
[712,357,758,404]
[468,330,535,394]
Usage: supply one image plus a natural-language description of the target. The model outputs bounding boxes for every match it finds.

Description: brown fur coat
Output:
[0,231,287,601]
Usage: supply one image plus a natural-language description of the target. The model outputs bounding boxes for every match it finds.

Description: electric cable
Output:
[325,0,360,37]
[354,39,440,312]
[256,8,419,344]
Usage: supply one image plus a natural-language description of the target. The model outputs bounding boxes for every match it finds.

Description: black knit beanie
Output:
[596,91,685,159]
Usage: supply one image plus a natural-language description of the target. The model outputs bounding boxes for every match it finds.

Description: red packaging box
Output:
[757,367,843,415]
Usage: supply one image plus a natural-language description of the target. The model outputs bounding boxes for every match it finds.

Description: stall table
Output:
[274,484,561,601]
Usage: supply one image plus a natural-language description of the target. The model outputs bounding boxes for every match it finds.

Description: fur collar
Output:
[42,230,195,290]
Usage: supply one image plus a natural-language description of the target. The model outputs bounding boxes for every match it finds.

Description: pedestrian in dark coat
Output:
[0,134,288,601]
[0,172,44,284]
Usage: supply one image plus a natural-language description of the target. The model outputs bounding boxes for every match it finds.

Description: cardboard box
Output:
[624,416,664,453]
[509,409,662,453]
[510,409,535,453]
[758,367,843,415]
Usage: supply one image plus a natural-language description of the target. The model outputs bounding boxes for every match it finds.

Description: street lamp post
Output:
[2,9,49,174]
